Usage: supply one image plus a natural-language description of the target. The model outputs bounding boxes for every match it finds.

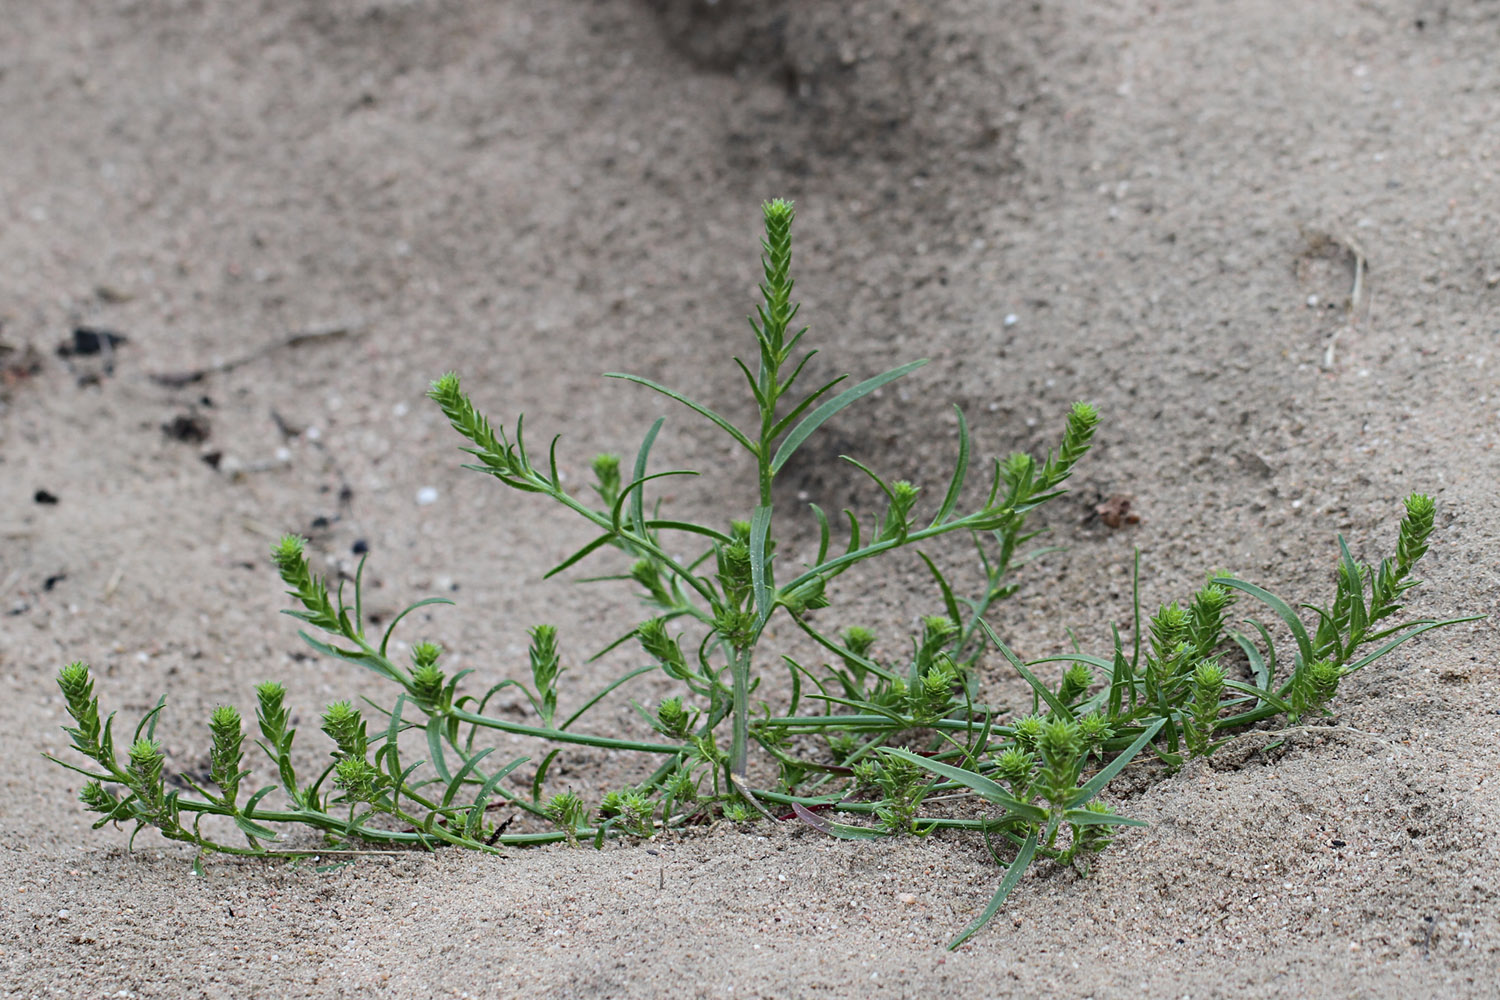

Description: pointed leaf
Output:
[544,533,616,579]
[604,374,756,454]
[440,747,498,810]
[930,404,971,527]
[426,716,453,784]
[879,747,1047,821]
[1221,678,1292,714]
[372,596,456,658]
[1230,629,1272,689]
[917,551,963,630]
[977,620,1074,720]
[1217,578,1315,669]
[770,360,928,473]
[949,829,1037,950]
[769,373,848,440]
[629,417,664,537]
[233,814,280,840]
[466,756,529,837]
[750,505,774,627]
[1067,717,1165,807]
[1345,616,1481,672]
[1062,808,1147,828]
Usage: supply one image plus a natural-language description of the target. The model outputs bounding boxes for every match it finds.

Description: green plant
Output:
[50,200,1474,945]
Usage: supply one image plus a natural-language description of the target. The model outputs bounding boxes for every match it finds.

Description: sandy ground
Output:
[3,0,1500,996]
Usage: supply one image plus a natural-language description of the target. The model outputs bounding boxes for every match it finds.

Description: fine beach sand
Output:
[3,1,1499,996]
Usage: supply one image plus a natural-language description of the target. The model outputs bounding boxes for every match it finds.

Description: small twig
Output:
[1342,232,1367,313]
[149,320,364,387]
[103,565,125,601]
[1320,232,1368,371]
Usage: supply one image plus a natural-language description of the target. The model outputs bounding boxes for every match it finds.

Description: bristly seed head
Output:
[1011,714,1044,749]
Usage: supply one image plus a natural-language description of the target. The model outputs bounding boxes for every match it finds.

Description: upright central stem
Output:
[729,644,753,781]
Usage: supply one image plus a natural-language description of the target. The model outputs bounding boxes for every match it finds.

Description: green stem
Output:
[730,645,752,781]
[448,708,684,754]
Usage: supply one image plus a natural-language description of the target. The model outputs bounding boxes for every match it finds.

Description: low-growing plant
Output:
[50,200,1474,946]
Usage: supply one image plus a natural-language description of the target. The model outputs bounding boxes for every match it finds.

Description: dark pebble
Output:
[163,413,211,443]
[58,327,127,357]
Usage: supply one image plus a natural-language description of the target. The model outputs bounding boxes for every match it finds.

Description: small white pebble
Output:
[897,893,918,905]
[416,486,439,506]
[393,402,409,417]
[274,447,292,463]
[1306,295,1319,307]
[305,426,321,441]
[1003,313,1019,327]
[57,909,70,920]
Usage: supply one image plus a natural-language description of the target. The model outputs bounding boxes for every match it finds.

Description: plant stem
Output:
[730,645,753,782]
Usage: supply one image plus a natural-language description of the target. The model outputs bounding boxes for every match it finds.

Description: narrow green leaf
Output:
[1221,679,1292,714]
[839,455,900,505]
[440,747,498,810]
[466,756,529,837]
[135,696,167,743]
[731,356,769,411]
[531,749,562,803]
[382,694,406,788]
[373,597,457,659]
[243,786,278,815]
[629,417,664,537]
[750,505,774,627]
[561,664,659,729]
[1217,578,1315,669]
[949,829,1037,950]
[233,815,280,840]
[41,755,114,781]
[917,552,962,630]
[604,374,757,454]
[1063,808,1147,828]
[879,747,1047,821]
[930,404,970,527]
[1026,653,1116,672]
[770,360,928,473]
[610,470,700,535]
[977,621,1074,721]
[353,553,368,640]
[788,615,900,682]
[810,502,832,565]
[544,533,616,579]
[1067,717,1166,807]
[425,716,453,784]
[769,373,848,440]
[1345,616,1482,672]
[1230,629,1272,689]
[1338,536,1369,641]
[642,520,734,545]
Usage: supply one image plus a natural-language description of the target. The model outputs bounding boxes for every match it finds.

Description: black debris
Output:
[34,489,58,504]
[163,413,211,443]
[58,327,128,357]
